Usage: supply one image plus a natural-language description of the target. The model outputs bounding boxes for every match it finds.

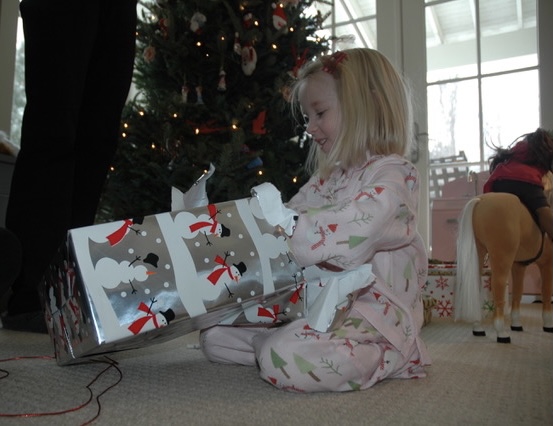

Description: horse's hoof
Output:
[497,336,511,343]
[510,326,523,332]
[543,327,553,333]
[473,330,486,337]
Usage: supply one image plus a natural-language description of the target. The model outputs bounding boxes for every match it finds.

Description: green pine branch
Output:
[97,0,330,222]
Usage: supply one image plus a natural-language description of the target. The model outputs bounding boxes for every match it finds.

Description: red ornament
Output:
[252,110,267,135]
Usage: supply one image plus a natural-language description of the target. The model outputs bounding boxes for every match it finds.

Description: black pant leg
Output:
[71,0,137,228]
[6,0,136,314]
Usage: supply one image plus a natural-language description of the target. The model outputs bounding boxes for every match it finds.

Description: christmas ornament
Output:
[190,12,207,34]
[272,3,288,32]
[252,110,267,135]
[242,12,254,29]
[158,17,169,39]
[196,86,204,104]
[241,43,257,76]
[143,45,156,63]
[289,46,309,78]
[233,32,241,55]
[181,85,189,103]
[217,68,227,92]
[246,157,263,169]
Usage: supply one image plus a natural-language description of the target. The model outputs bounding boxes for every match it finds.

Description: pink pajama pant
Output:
[200,314,425,393]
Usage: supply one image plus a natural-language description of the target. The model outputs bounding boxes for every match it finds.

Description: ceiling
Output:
[425,0,537,47]
[323,0,537,51]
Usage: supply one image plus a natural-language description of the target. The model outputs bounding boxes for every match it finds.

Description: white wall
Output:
[377,0,430,250]
[538,0,553,129]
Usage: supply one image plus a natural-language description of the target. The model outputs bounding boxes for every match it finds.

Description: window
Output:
[10,17,24,147]
[315,0,376,50]
[7,1,378,145]
[426,0,538,195]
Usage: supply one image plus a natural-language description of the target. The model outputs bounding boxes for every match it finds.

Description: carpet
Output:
[1,303,551,426]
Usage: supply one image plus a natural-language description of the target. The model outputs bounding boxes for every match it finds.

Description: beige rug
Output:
[1,303,552,425]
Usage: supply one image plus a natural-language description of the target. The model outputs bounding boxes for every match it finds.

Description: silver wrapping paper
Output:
[41,197,305,365]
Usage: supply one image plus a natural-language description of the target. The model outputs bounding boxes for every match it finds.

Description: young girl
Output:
[200,48,430,392]
[484,128,553,241]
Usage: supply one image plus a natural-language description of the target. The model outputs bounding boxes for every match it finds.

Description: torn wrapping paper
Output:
[303,264,375,332]
[171,163,216,211]
[42,196,305,365]
[251,182,298,236]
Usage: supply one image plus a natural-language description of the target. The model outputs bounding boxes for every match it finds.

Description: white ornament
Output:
[190,12,206,33]
[241,45,257,76]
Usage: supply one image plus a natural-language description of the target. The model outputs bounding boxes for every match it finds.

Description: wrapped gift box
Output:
[42,197,305,365]
[424,263,493,319]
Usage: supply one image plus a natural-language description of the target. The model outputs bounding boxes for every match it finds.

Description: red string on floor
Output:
[0,355,123,425]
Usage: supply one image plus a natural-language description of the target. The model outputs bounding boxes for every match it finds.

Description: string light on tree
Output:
[98,0,330,221]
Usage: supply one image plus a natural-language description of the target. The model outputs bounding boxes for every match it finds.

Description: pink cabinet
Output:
[431,197,468,262]
[431,171,488,262]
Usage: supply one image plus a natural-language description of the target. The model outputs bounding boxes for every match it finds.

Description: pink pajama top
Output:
[286,153,430,363]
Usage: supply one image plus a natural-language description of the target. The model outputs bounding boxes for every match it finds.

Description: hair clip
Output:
[322,51,348,76]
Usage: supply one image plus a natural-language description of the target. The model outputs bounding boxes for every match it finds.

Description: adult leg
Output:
[5,1,101,323]
[0,228,21,302]
[70,0,137,228]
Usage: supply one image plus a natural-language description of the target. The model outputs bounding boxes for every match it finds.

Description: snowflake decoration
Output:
[436,299,453,317]
[435,275,450,291]
[482,276,492,291]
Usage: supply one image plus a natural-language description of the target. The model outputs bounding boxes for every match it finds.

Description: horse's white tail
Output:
[454,197,483,323]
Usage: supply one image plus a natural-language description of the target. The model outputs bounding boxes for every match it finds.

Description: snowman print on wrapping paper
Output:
[173,203,246,301]
[92,221,173,336]
[47,260,85,346]
[178,203,231,245]
[201,251,247,300]
[93,253,159,296]
[127,298,175,335]
[79,218,171,338]
[244,303,286,324]
[86,216,161,297]
[105,217,145,246]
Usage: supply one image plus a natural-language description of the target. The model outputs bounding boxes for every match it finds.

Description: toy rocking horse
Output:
[454,178,553,343]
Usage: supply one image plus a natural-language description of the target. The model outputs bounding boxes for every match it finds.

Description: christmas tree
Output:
[97,0,331,222]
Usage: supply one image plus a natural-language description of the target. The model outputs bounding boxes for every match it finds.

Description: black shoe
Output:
[1,310,48,334]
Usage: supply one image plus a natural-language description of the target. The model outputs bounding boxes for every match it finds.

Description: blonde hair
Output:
[291,48,414,178]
